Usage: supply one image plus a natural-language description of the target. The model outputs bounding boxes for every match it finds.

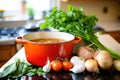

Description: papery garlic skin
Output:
[70,64,85,73]
[70,56,85,73]
[70,56,85,65]
[43,58,51,72]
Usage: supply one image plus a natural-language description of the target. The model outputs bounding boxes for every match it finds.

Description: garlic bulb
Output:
[70,56,85,65]
[70,64,85,73]
[70,56,85,73]
[43,58,51,72]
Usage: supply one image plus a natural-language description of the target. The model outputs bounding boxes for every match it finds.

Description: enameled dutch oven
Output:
[16,31,82,66]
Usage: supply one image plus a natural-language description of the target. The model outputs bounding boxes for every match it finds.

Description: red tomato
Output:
[62,61,73,70]
[51,60,62,71]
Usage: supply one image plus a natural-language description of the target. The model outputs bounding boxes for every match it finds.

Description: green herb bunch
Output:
[41,5,98,41]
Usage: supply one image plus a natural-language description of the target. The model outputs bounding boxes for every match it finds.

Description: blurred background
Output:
[0,0,120,67]
[0,0,120,28]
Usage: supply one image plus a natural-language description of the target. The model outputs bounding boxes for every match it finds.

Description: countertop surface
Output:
[1,69,120,80]
[0,48,120,80]
[0,34,120,80]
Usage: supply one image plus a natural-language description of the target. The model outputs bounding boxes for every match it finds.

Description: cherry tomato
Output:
[51,60,62,71]
[62,61,73,70]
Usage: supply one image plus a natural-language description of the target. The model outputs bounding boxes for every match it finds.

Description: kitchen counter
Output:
[0,47,120,80]
[0,34,120,80]
[1,69,120,80]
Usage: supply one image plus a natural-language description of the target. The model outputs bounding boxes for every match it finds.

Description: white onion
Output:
[94,50,113,70]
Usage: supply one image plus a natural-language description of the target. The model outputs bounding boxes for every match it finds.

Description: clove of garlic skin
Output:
[70,64,85,73]
[70,56,85,73]
[43,58,51,72]
[70,56,85,65]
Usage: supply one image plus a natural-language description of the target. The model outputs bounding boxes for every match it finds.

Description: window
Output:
[0,0,52,19]
[0,0,22,16]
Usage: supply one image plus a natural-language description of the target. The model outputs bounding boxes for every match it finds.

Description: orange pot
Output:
[16,32,82,66]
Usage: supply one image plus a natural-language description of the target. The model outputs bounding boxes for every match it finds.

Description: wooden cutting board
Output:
[98,34,120,53]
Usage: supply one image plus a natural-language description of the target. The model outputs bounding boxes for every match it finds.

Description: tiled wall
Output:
[60,1,120,23]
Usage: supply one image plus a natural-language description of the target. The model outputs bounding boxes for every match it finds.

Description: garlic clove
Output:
[70,64,85,73]
[43,58,51,72]
[70,56,85,65]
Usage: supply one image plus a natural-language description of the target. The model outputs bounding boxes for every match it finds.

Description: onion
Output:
[85,59,99,73]
[113,60,120,71]
[77,46,95,59]
[94,50,113,70]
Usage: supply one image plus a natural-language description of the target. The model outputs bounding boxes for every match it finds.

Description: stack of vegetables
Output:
[42,47,120,73]
[0,5,120,79]
[40,4,120,73]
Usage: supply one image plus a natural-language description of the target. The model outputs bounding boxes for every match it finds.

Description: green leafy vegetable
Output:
[26,67,45,76]
[0,60,17,78]
[40,4,120,59]
[0,58,45,78]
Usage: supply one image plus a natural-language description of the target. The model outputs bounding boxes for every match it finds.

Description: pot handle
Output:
[73,36,82,44]
[16,36,26,44]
